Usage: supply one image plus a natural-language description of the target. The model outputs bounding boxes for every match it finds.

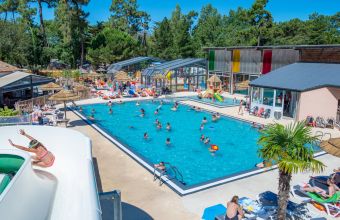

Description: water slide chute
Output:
[214,93,224,102]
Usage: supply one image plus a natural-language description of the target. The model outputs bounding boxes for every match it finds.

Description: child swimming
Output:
[166,138,171,145]
[108,108,113,114]
[144,132,149,139]
[200,134,205,142]
[166,122,171,131]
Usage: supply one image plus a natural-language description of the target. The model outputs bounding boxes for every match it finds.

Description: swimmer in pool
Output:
[89,113,95,121]
[144,132,149,139]
[155,119,159,125]
[166,138,171,145]
[166,122,171,131]
[107,101,112,107]
[140,108,145,117]
[91,108,95,114]
[200,134,205,142]
[216,113,220,119]
[204,137,210,144]
[154,109,159,115]
[200,123,204,131]
[157,122,162,130]
[79,106,83,112]
[136,101,140,106]
[154,162,166,173]
[252,122,256,128]
[212,114,217,122]
[108,108,113,114]
[202,117,208,124]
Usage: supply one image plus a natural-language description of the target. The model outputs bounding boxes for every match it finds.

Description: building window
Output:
[263,88,274,106]
[251,87,262,104]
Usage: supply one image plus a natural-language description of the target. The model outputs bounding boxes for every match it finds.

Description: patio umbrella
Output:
[73,84,88,92]
[320,138,340,157]
[114,71,131,82]
[207,74,222,83]
[49,89,80,123]
[39,82,62,91]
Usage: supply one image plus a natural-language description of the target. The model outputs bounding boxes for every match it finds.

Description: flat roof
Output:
[0,71,54,90]
[203,44,340,51]
[249,62,340,92]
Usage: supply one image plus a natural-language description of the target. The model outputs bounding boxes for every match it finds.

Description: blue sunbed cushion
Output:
[202,204,226,220]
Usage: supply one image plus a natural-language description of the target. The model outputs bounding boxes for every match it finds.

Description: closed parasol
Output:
[320,138,340,157]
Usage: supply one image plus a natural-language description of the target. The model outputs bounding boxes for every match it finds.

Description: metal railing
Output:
[0,115,32,126]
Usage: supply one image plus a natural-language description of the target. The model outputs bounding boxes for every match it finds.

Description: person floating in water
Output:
[157,122,162,130]
[108,108,113,114]
[140,108,145,117]
[200,123,204,131]
[144,132,149,139]
[154,109,159,115]
[166,138,171,145]
[166,122,171,131]
[200,134,205,142]
[89,113,95,121]
[258,124,265,131]
[204,137,210,144]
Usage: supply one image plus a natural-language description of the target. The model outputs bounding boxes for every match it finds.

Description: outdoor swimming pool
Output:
[187,95,240,107]
[79,99,265,192]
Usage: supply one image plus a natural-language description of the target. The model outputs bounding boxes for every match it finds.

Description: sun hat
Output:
[28,139,40,148]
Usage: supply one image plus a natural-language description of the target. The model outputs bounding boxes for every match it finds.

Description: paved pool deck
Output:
[65,91,340,220]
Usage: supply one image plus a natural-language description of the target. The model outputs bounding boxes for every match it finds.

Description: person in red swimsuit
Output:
[8,129,55,167]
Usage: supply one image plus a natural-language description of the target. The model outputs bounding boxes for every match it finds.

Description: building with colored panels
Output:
[204,45,340,95]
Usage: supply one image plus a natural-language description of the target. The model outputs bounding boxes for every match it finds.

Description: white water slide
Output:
[0,126,102,220]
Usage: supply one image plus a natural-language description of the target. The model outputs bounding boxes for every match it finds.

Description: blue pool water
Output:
[81,100,263,187]
[187,96,240,107]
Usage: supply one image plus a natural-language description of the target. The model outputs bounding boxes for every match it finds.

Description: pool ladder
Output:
[315,131,331,141]
[153,162,185,186]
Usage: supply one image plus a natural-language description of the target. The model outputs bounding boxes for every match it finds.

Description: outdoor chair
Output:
[262,109,271,119]
[315,117,326,128]
[249,106,258,115]
[291,185,340,218]
[326,118,334,129]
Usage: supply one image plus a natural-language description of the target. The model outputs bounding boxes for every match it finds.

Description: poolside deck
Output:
[67,92,340,219]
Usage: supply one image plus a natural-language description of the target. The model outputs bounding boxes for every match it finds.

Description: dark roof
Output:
[249,63,340,92]
[107,57,163,74]
[203,44,340,51]
[142,58,206,76]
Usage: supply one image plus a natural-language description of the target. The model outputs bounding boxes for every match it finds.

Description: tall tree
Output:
[193,4,223,56]
[110,0,150,36]
[258,122,325,220]
[248,0,273,46]
[170,5,197,58]
[151,17,173,59]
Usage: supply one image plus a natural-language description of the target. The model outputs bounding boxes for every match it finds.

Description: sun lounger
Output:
[201,204,226,220]
[291,185,340,217]
[326,118,334,129]
[316,117,326,128]
[249,106,258,115]
[257,108,264,117]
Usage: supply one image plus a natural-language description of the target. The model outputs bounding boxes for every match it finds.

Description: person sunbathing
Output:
[303,178,339,198]
[8,129,55,167]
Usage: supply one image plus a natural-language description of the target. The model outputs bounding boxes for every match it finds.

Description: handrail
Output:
[153,162,186,186]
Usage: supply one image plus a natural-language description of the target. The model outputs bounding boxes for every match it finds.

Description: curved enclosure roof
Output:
[142,58,207,76]
[250,62,340,92]
[107,56,163,74]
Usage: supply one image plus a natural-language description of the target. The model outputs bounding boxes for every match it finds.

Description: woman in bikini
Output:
[8,129,55,168]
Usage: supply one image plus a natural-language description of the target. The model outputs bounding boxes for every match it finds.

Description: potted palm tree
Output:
[258,121,325,220]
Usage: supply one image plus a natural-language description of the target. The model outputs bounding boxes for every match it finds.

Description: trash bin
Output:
[274,111,282,120]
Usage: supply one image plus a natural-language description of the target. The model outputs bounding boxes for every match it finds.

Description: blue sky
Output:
[39,0,340,26]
